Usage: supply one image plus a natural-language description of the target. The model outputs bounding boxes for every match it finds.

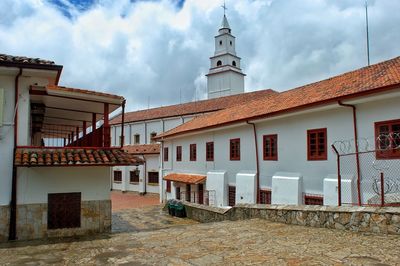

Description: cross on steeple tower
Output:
[221,1,227,16]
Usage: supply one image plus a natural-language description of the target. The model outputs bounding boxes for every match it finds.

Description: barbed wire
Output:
[332,133,400,155]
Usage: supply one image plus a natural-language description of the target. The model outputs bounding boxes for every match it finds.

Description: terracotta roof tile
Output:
[123,144,160,155]
[163,173,206,184]
[157,56,400,139]
[110,89,277,125]
[47,85,124,101]
[14,148,144,167]
[0,53,55,65]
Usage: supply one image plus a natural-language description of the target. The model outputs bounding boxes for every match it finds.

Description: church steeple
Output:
[220,14,231,32]
[206,11,245,99]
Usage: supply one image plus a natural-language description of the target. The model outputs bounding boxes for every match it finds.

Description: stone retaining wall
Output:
[14,200,111,241]
[0,206,10,242]
[183,202,400,235]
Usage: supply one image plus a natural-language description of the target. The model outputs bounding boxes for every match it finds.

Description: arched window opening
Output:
[217,60,222,67]
[219,40,222,45]
[230,41,232,46]
[232,61,236,67]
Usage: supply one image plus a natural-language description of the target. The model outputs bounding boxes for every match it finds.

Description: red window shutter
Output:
[206,142,214,161]
[230,138,240,160]
[307,128,327,160]
[263,134,278,160]
[166,180,171,193]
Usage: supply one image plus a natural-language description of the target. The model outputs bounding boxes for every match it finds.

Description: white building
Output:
[156,57,400,207]
[0,54,141,241]
[110,13,264,195]
[207,14,246,99]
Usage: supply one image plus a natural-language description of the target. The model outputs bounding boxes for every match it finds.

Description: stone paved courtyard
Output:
[0,205,399,265]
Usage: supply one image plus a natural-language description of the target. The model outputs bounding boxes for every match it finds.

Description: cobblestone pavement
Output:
[0,206,399,265]
[112,205,198,233]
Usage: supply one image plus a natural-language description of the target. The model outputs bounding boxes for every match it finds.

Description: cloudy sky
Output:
[1,0,399,111]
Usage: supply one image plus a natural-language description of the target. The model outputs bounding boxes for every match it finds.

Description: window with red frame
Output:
[129,170,139,183]
[230,138,240,160]
[206,142,214,161]
[176,146,182,161]
[304,194,324,205]
[307,128,327,160]
[166,180,171,193]
[163,147,168,161]
[190,144,197,161]
[113,170,122,182]
[375,119,400,159]
[263,134,278,160]
[259,190,271,204]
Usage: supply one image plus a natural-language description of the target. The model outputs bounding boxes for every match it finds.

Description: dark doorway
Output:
[186,184,191,202]
[176,186,181,200]
[48,192,81,229]
[198,184,204,204]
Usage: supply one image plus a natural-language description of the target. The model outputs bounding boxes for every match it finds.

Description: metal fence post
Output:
[380,172,384,207]
[332,145,342,206]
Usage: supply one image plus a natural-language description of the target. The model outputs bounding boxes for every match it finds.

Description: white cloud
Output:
[0,0,399,111]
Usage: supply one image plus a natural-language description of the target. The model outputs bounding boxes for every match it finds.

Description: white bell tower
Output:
[206,9,245,99]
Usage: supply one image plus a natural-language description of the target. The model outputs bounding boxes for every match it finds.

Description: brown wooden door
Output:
[198,184,204,204]
[48,192,81,229]
[228,186,236,206]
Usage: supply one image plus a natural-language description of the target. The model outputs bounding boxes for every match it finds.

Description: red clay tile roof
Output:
[110,89,277,125]
[157,56,400,139]
[123,144,160,155]
[163,173,206,184]
[47,85,125,101]
[14,148,144,167]
[0,53,55,65]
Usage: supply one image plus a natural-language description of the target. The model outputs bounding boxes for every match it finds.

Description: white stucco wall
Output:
[0,70,54,206]
[17,166,111,204]
[160,91,400,206]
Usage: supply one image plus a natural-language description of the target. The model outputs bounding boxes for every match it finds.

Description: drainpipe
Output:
[160,140,164,203]
[246,121,260,204]
[9,68,22,240]
[338,101,361,206]
[120,99,126,148]
[142,155,147,195]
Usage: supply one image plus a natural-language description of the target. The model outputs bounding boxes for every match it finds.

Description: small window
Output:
[230,40,232,46]
[163,147,169,162]
[176,146,182,161]
[217,60,222,67]
[150,132,157,143]
[263,134,278,160]
[206,142,214,161]
[304,194,324,205]
[232,61,236,67]
[375,119,400,159]
[134,134,140,144]
[166,180,171,193]
[219,40,222,45]
[148,172,159,184]
[113,170,122,183]
[307,128,327,160]
[190,144,197,161]
[260,189,271,204]
[129,170,139,183]
[230,138,240,160]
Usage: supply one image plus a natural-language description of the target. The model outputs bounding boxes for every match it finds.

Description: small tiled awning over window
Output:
[163,173,206,184]
[14,148,144,167]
